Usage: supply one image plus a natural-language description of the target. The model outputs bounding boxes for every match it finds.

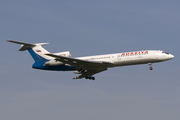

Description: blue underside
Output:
[27,48,76,71]
[32,61,76,71]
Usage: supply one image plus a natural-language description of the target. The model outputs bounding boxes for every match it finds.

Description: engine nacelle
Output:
[44,51,71,66]
[53,51,71,57]
[44,60,64,66]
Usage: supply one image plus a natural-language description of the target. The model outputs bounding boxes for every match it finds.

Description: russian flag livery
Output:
[36,50,41,52]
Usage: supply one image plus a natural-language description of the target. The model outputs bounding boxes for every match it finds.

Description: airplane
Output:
[7,40,174,80]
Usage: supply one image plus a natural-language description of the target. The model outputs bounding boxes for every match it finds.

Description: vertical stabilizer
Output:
[7,40,52,61]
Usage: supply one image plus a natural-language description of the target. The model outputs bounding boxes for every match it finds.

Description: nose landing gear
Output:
[148,63,153,70]
[149,66,153,70]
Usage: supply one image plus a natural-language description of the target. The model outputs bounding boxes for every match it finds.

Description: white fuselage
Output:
[76,50,174,67]
[8,40,174,79]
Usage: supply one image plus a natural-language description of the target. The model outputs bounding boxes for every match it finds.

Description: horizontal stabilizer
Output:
[7,40,49,51]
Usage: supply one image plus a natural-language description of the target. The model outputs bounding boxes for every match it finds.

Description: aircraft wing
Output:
[45,53,114,79]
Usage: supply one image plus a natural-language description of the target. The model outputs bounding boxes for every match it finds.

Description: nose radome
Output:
[169,54,174,59]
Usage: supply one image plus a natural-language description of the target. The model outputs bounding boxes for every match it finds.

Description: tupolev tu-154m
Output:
[7,40,174,80]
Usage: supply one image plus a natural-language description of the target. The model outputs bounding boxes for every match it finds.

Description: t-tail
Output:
[7,40,51,62]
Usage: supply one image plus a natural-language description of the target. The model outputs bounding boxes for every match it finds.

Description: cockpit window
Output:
[162,51,169,55]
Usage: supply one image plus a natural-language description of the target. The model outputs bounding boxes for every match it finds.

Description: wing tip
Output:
[7,40,13,42]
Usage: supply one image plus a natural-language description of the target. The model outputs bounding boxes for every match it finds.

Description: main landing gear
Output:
[148,63,153,70]
[85,76,95,80]
[77,69,95,80]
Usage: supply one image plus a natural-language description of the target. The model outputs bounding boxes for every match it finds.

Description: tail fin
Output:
[7,40,52,62]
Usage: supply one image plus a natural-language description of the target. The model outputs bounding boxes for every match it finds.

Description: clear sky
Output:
[1,0,180,120]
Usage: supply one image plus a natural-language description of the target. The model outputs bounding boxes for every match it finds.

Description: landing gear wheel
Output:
[149,67,153,70]
[85,76,95,80]
[148,63,153,70]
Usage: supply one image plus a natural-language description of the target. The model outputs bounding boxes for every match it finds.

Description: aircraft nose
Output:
[169,54,174,59]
